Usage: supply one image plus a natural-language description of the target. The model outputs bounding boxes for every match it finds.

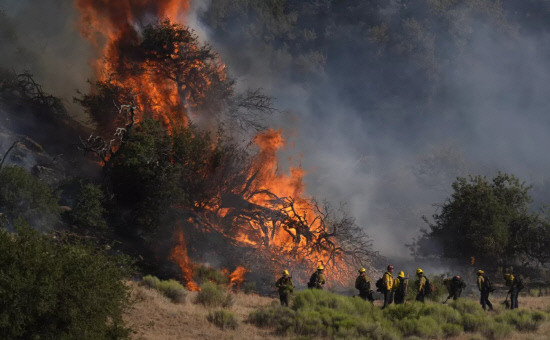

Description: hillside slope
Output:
[126,282,550,340]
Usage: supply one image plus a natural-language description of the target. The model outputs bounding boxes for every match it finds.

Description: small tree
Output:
[0,220,132,339]
[411,173,534,266]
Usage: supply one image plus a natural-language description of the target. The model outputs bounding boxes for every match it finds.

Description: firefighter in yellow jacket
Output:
[504,273,523,310]
[477,270,493,311]
[276,270,294,307]
[415,268,427,303]
[355,268,374,302]
[381,265,394,309]
[392,271,408,305]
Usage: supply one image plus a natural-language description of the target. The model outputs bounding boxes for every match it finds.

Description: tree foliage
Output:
[68,182,108,231]
[0,220,132,340]
[0,166,60,229]
[410,173,550,266]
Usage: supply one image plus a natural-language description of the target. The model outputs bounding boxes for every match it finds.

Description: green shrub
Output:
[481,321,513,340]
[141,275,187,303]
[0,166,60,228]
[495,309,547,332]
[468,335,486,340]
[207,310,238,329]
[195,264,230,285]
[420,303,462,324]
[195,282,234,308]
[416,316,443,338]
[442,323,463,337]
[249,303,297,334]
[0,221,132,339]
[450,299,483,315]
[462,312,488,332]
[157,279,187,303]
[529,288,540,297]
[142,275,161,289]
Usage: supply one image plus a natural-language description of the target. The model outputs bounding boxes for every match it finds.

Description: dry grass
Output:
[125,282,550,340]
[125,282,275,340]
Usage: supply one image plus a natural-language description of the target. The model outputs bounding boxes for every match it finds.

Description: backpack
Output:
[423,277,435,295]
[308,272,319,288]
[484,276,495,293]
[396,277,407,296]
[516,276,525,290]
[375,277,385,292]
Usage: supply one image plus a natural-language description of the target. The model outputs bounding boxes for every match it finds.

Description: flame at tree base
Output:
[169,229,200,291]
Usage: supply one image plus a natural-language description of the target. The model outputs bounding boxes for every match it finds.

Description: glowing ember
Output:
[169,229,200,291]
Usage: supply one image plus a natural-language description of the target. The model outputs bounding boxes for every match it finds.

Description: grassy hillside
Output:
[126,281,550,340]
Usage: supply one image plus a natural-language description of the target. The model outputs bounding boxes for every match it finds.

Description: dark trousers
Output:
[510,288,520,309]
[394,293,405,305]
[447,289,461,301]
[382,290,393,308]
[416,291,425,303]
[359,291,374,302]
[279,293,290,307]
[480,290,493,310]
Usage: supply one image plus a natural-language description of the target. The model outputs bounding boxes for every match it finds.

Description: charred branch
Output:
[0,138,24,169]
[79,103,136,172]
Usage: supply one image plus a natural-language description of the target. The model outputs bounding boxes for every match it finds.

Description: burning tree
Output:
[75,1,378,290]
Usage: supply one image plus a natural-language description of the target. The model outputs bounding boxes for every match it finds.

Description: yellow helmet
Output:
[416,268,423,274]
[282,270,289,275]
[477,270,484,275]
[398,271,405,278]
[359,267,366,273]
[317,265,324,270]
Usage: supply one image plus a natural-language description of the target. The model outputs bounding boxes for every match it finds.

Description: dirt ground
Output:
[124,283,550,340]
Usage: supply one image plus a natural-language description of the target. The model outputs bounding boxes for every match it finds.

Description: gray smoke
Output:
[0,0,93,123]
[189,1,550,260]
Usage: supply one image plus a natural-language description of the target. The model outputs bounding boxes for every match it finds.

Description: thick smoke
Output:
[191,1,550,260]
[3,0,550,263]
[0,0,93,122]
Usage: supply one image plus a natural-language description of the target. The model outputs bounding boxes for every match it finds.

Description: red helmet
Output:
[387,265,394,271]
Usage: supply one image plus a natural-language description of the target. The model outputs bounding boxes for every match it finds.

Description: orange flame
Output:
[76,1,357,288]
[169,229,200,291]
[228,266,248,291]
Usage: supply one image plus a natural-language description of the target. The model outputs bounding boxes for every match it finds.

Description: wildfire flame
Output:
[76,0,360,289]
[169,229,200,291]
[228,266,248,291]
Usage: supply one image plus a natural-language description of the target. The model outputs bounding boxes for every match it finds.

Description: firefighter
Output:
[355,268,374,302]
[393,271,408,305]
[477,270,494,311]
[307,265,326,289]
[443,275,466,302]
[415,268,427,303]
[504,273,523,310]
[275,270,294,307]
[381,265,394,309]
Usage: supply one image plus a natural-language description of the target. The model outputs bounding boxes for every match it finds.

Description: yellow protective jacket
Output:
[505,274,515,288]
[416,275,426,293]
[392,277,407,293]
[355,275,371,292]
[477,275,485,291]
[383,272,393,291]
[276,276,294,294]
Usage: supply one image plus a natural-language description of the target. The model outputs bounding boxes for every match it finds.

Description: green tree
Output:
[0,219,132,339]
[411,173,534,266]
[0,166,60,229]
[68,183,108,231]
